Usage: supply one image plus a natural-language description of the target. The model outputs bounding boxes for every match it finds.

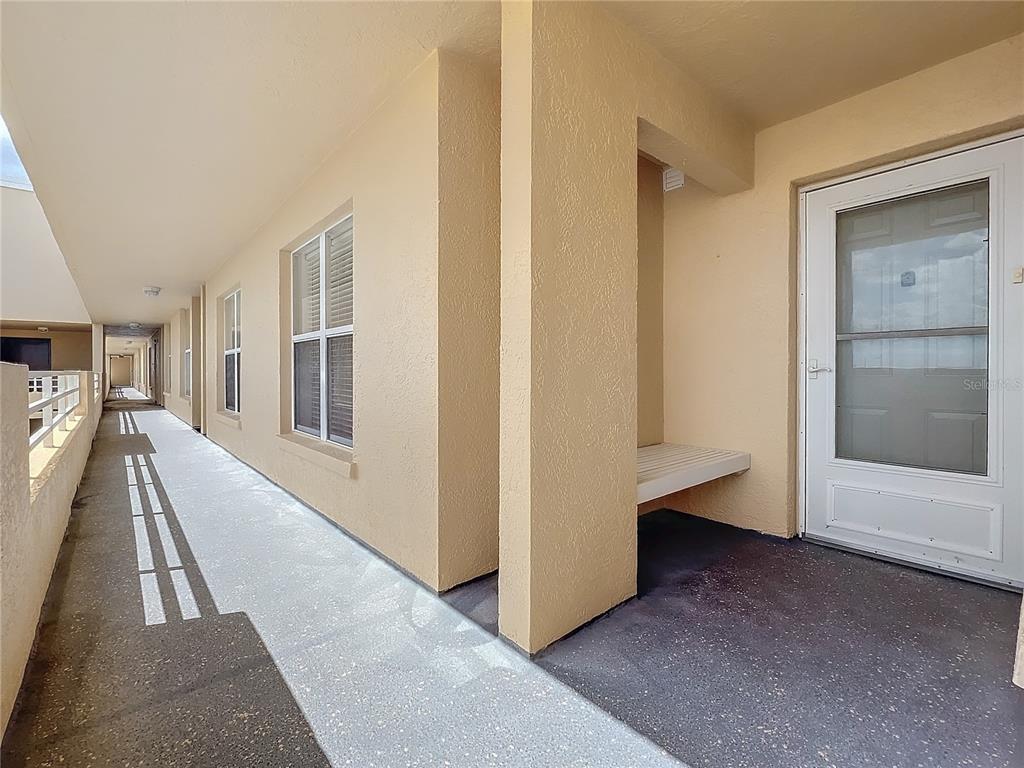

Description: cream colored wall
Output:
[499,0,753,653]
[0,327,93,370]
[637,156,664,448]
[202,51,499,591]
[0,187,90,324]
[436,53,501,590]
[163,305,200,427]
[659,34,1024,537]
[1,362,101,731]
[162,300,202,426]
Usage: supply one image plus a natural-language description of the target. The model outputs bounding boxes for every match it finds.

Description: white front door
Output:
[804,136,1023,587]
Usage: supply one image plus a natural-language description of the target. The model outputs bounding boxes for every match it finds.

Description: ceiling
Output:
[104,323,162,339]
[3,2,1020,325]
[604,1,1024,128]
[106,335,153,356]
[1,1,498,325]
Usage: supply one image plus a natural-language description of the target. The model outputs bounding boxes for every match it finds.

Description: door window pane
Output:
[835,181,989,474]
[836,336,987,473]
[294,340,320,434]
[837,181,988,334]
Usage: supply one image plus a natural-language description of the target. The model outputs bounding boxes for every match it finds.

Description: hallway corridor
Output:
[106,386,150,402]
[1,404,682,768]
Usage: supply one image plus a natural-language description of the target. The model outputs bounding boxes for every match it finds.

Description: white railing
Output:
[27,371,82,450]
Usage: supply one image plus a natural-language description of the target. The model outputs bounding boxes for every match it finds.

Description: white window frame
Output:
[290,214,353,447]
[224,289,241,414]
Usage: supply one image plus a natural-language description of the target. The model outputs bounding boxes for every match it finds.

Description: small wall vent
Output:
[662,167,685,192]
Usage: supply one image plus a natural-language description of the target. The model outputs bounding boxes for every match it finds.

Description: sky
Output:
[1,114,33,190]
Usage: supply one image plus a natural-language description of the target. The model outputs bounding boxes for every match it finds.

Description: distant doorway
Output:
[110,355,133,386]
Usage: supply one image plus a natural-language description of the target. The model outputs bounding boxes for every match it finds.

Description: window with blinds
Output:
[291,215,354,447]
[224,289,241,413]
[184,347,191,398]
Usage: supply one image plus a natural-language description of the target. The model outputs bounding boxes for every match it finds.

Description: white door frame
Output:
[797,128,1024,586]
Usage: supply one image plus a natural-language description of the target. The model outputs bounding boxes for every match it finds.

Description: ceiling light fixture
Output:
[143,286,162,297]
[128,322,141,329]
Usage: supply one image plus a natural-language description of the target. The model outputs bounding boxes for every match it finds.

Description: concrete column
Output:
[499,0,639,653]
[435,51,501,590]
[75,371,91,417]
[190,296,203,427]
[1,362,30,729]
[91,323,105,396]
[497,0,754,653]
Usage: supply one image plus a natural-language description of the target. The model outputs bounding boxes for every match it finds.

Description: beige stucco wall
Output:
[660,34,1024,537]
[0,327,93,370]
[1,362,101,731]
[499,0,753,653]
[637,156,664,448]
[163,300,201,427]
[201,50,498,591]
[436,53,501,590]
[0,187,90,325]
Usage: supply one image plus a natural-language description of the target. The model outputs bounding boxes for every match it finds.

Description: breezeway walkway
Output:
[2,404,683,767]
[106,386,150,401]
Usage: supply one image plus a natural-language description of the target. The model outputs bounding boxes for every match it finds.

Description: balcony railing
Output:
[28,371,84,450]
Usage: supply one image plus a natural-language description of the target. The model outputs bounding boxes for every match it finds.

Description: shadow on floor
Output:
[106,386,153,403]
[443,509,1024,768]
[2,407,330,768]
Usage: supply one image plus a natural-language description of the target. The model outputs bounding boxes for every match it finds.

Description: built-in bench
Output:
[637,443,750,504]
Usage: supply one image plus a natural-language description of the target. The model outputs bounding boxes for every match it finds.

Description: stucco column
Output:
[499,0,639,653]
[1,363,30,728]
[75,371,91,417]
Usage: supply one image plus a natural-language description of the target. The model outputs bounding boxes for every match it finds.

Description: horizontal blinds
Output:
[327,335,353,444]
[293,340,320,433]
[234,292,241,349]
[184,350,191,397]
[224,292,240,351]
[326,218,353,330]
[293,239,321,335]
[223,295,231,351]
[224,351,238,411]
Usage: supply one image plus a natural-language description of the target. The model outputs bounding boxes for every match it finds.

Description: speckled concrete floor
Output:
[2,405,684,768]
[445,511,1024,768]
[106,386,151,401]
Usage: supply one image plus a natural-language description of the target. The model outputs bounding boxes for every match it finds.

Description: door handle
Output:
[807,359,832,379]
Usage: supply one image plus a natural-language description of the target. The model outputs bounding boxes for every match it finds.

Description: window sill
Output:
[213,410,241,429]
[278,431,355,478]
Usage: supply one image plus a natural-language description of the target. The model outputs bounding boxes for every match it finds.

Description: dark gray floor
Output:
[444,510,1024,768]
